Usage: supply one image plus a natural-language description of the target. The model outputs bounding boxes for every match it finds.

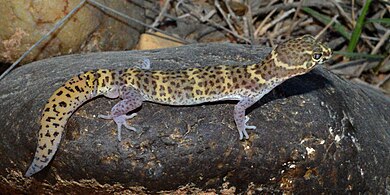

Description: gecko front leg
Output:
[99,87,144,141]
[234,97,258,140]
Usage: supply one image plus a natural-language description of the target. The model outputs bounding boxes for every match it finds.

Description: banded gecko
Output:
[25,35,332,177]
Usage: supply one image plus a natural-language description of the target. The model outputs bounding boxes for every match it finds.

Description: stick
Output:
[0,0,87,81]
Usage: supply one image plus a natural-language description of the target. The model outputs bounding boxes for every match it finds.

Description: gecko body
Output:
[25,35,332,176]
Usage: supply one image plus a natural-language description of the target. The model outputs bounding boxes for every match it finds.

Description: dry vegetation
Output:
[136,0,390,94]
[1,0,389,95]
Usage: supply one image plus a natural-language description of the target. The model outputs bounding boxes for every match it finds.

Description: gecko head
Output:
[273,35,332,72]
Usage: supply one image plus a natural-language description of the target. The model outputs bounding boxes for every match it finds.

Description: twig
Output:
[256,8,296,37]
[179,3,250,43]
[133,0,181,22]
[371,30,390,55]
[355,30,390,76]
[315,14,338,40]
[215,0,238,36]
[200,15,251,43]
[86,0,190,44]
[331,0,354,28]
[148,0,171,32]
[244,0,255,44]
[223,0,239,20]
[199,9,217,22]
[376,73,390,88]
[252,1,334,16]
[254,8,276,37]
[0,0,87,81]
[329,59,366,70]
[286,0,304,38]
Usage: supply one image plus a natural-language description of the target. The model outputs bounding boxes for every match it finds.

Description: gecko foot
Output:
[140,58,151,69]
[239,116,256,140]
[98,113,138,141]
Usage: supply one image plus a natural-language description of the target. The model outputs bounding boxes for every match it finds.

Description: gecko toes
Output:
[99,113,138,141]
[98,114,113,119]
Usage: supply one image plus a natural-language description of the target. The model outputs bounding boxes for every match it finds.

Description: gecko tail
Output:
[25,69,117,177]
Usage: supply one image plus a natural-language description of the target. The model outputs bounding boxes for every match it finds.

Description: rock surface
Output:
[0,43,389,194]
[0,0,144,64]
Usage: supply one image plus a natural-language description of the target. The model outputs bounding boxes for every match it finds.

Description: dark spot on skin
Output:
[75,86,83,93]
[209,81,215,87]
[59,101,67,107]
[136,81,141,87]
[41,156,49,163]
[52,123,60,128]
[46,117,55,122]
[38,144,47,150]
[183,86,193,91]
[56,91,63,96]
[227,83,232,88]
[44,108,50,112]
[64,86,74,93]
[66,94,71,98]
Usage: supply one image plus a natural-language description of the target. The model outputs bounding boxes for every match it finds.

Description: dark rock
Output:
[0,43,389,194]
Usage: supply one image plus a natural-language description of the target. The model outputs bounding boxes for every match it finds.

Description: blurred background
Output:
[0,0,389,94]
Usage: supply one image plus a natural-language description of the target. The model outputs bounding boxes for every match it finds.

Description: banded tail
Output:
[25,69,118,176]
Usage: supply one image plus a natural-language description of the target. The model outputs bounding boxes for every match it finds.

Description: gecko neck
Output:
[247,52,311,84]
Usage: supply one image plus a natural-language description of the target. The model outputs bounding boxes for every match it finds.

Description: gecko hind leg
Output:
[234,98,258,140]
[99,88,144,141]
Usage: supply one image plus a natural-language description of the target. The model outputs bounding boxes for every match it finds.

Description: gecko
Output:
[25,35,332,177]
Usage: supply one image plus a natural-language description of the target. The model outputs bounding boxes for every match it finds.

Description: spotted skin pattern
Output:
[25,35,332,177]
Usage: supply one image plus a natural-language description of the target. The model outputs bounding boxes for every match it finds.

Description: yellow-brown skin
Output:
[26,35,332,176]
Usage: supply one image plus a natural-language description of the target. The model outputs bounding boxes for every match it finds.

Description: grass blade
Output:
[347,0,372,52]
[302,7,351,39]
[366,18,390,26]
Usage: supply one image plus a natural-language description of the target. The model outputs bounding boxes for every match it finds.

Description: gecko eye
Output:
[313,53,322,60]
